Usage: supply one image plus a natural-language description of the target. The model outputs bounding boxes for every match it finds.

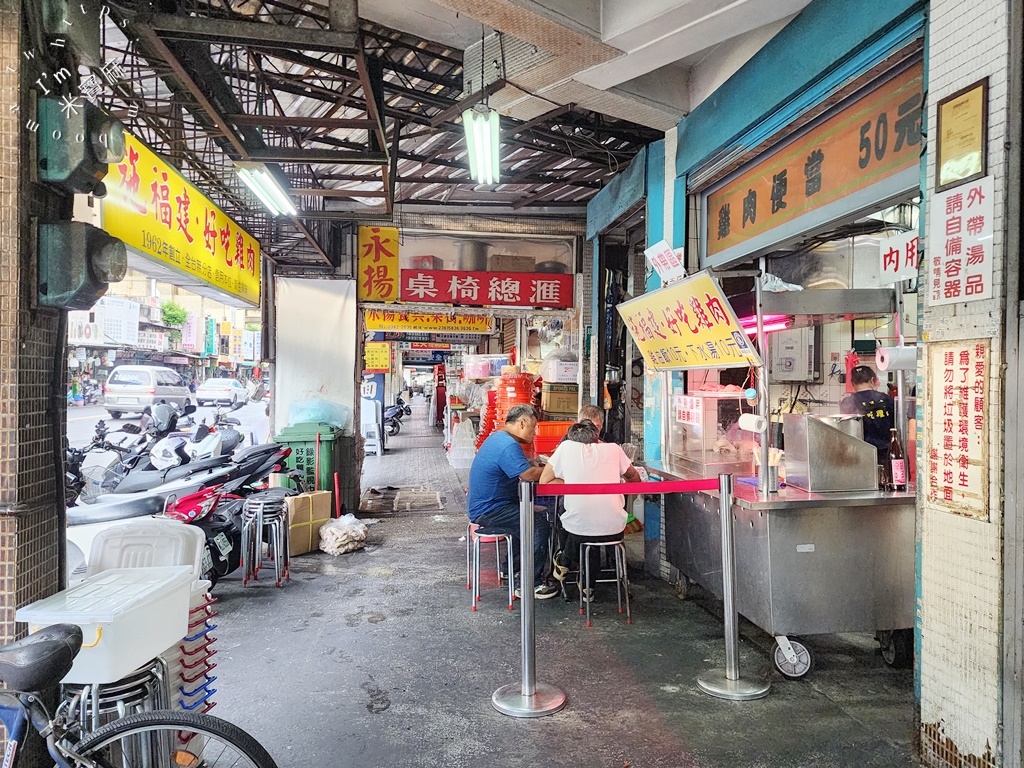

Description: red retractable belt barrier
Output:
[536,479,717,496]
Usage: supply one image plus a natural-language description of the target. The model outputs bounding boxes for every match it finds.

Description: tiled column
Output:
[0,0,67,648]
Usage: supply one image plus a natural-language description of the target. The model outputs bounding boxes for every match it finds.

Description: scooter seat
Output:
[181,455,232,472]
[233,443,278,462]
[67,494,166,526]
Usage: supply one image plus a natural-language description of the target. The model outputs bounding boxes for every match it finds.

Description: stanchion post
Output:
[492,481,568,718]
[697,474,771,701]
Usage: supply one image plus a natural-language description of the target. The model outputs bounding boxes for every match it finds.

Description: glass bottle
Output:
[888,427,906,492]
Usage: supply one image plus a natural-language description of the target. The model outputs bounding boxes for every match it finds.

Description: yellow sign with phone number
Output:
[102,131,261,306]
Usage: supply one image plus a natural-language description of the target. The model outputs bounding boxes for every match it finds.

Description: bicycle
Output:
[0,624,278,767]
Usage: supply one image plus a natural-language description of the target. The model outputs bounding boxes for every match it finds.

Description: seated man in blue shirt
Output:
[468,403,559,600]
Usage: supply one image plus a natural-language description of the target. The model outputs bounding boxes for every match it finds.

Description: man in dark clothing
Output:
[840,364,895,465]
[467,403,558,600]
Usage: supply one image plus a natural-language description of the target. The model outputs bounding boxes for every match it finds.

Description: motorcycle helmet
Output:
[150,402,178,433]
[151,436,187,470]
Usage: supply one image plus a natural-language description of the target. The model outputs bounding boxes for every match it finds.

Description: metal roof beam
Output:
[248,147,389,164]
[228,114,375,130]
[140,13,358,52]
[428,79,507,128]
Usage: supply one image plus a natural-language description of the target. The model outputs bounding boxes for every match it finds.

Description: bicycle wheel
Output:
[74,710,278,768]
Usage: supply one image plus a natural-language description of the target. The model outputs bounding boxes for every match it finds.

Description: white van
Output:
[104,365,191,419]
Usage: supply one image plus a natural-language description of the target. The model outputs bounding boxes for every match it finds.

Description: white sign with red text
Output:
[879,230,920,283]
[644,239,688,284]
[929,175,994,306]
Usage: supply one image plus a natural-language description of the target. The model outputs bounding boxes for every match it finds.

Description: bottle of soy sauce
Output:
[888,428,906,492]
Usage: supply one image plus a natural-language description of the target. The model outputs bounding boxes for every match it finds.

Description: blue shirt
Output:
[467,431,530,521]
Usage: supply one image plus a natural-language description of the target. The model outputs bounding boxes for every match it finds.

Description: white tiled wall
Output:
[918,0,1009,764]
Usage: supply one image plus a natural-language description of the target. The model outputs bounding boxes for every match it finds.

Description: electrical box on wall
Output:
[770,327,821,382]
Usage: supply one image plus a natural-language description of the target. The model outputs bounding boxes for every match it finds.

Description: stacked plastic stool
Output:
[241,488,292,587]
[164,589,219,714]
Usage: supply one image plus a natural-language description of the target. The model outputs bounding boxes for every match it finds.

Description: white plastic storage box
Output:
[86,520,206,583]
[16,566,193,684]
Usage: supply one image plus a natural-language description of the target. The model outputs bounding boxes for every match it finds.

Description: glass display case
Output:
[667,391,757,477]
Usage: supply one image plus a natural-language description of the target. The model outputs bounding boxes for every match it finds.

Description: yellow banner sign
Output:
[364,310,493,334]
[103,132,261,306]
[707,63,923,258]
[617,271,762,370]
[358,226,399,302]
[364,342,391,372]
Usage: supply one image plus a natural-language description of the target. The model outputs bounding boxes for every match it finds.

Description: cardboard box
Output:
[410,255,443,270]
[491,254,535,273]
[541,387,578,415]
[286,490,332,556]
[540,410,578,422]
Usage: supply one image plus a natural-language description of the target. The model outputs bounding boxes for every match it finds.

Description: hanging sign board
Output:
[364,342,391,372]
[103,132,261,306]
[358,226,400,302]
[928,175,994,306]
[364,310,493,334]
[617,271,762,371]
[382,332,481,344]
[925,339,989,519]
[703,62,923,267]
[399,270,574,308]
[644,240,688,284]
[878,230,921,283]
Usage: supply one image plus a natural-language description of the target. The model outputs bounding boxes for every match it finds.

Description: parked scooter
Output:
[165,468,307,586]
[383,395,410,437]
[81,376,102,406]
[67,441,296,574]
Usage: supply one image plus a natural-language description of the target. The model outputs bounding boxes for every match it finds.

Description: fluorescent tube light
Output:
[462,106,501,185]
[235,162,298,217]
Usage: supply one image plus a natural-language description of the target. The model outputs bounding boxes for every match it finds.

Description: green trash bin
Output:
[273,422,345,495]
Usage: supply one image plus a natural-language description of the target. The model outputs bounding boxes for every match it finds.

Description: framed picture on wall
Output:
[935,78,988,192]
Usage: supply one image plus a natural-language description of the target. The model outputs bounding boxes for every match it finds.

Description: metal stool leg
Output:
[614,544,622,618]
[466,523,473,590]
[584,543,594,627]
[505,535,514,611]
[577,542,584,615]
[617,542,632,624]
[471,534,481,610]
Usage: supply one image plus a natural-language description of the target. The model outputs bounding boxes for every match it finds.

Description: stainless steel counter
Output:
[644,457,916,672]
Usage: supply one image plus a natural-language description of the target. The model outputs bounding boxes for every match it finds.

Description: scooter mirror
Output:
[120,423,141,434]
[184,403,197,415]
[230,400,245,412]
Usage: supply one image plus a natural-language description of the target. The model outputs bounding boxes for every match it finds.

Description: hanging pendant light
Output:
[462,105,501,185]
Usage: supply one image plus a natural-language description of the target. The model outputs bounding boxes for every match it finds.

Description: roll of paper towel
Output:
[738,413,768,433]
[876,346,917,372]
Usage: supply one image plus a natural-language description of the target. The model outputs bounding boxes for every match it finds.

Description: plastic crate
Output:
[17,567,193,684]
[536,420,573,438]
[533,435,563,456]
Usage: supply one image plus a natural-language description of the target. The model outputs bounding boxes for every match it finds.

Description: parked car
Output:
[104,365,192,419]
[195,378,247,407]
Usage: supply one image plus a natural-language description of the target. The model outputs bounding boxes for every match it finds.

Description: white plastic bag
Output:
[319,513,369,555]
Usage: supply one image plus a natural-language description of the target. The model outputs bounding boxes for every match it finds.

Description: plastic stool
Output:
[241,496,291,587]
[467,523,515,611]
[578,539,630,627]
